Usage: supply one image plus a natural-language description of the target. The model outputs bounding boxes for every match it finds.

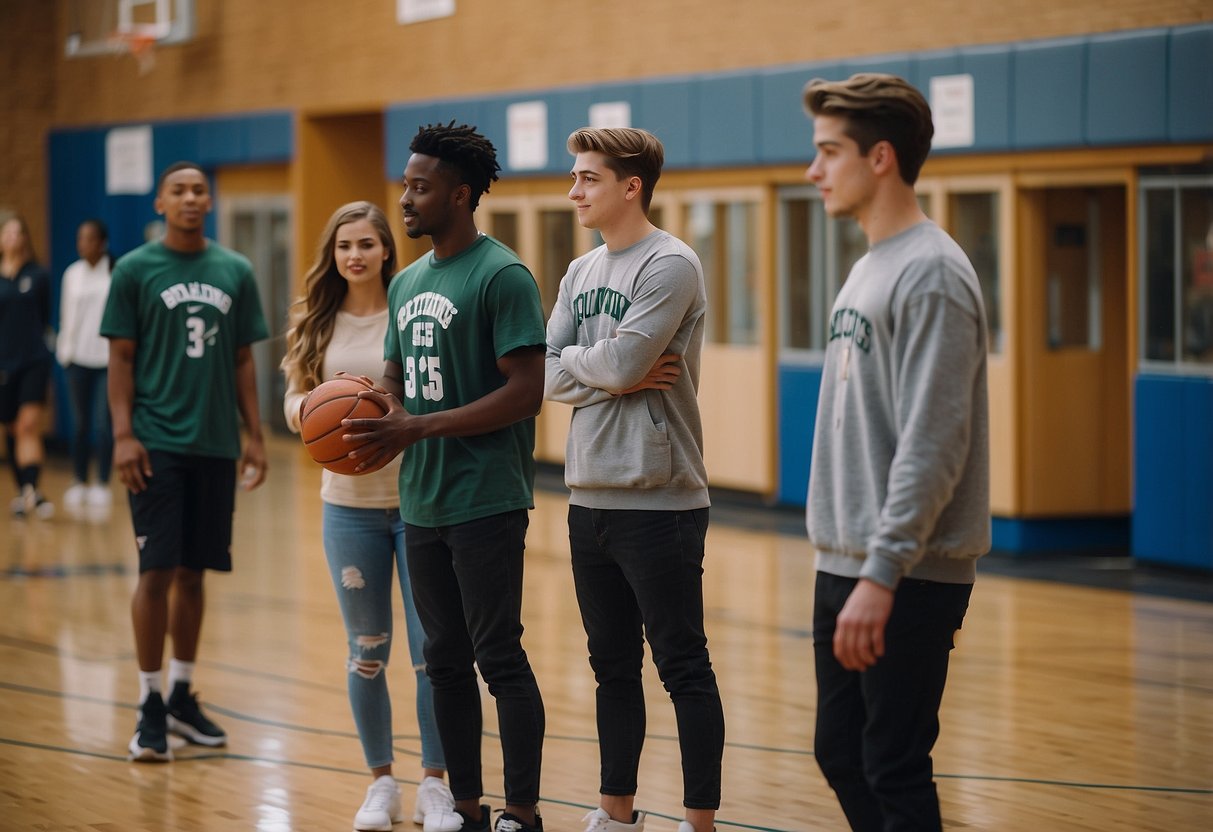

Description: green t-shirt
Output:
[100,240,269,459]
[385,234,545,526]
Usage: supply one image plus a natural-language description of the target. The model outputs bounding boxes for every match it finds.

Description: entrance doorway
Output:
[1020,185,1129,516]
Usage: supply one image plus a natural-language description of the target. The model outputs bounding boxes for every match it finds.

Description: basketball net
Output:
[113,31,158,74]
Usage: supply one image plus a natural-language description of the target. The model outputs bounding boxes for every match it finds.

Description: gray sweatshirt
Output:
[807,221,991,589]
[545,230,710,510]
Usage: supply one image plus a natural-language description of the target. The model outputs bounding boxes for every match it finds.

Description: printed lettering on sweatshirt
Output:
[573,286,631,331]
[829,307,873,354]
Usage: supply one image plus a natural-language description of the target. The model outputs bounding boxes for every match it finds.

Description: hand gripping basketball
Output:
[299,372,392,475]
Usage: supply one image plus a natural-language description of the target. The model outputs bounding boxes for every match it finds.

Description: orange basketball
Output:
[299,375,391,475]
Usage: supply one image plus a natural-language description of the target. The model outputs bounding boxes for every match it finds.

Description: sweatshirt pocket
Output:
[565,392,673,489]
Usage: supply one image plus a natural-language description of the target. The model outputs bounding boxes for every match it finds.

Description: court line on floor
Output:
[3,678,1210,798]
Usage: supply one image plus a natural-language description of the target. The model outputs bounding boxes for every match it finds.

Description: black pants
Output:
[568,506,724,810]
[64,364,112,484]
[405,509,544,806]
[813,572,972,832]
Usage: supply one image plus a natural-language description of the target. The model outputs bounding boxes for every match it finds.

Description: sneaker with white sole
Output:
[355,775,405,831]
[166,681,227,746]
[493,810,542,832]
[87,483,113,508]
[675,824,715,832]
[64,483,88,509]
[582,808,645,831]
[455,804,491,831]
[414,776,462,832]
[128,691,173,762]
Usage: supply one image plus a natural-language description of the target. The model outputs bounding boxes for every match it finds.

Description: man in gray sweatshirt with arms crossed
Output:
[545,127,724,832]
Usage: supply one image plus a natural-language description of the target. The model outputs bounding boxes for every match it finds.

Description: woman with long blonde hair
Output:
[282,201,459,832]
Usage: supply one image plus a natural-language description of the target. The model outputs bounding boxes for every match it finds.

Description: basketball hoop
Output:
[112,29,158,74]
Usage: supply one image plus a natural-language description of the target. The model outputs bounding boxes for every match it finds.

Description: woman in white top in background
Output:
[281,201,460,832]
[57,218,114,510]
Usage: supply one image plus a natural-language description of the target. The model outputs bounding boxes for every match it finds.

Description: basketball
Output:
[299,375,390,475]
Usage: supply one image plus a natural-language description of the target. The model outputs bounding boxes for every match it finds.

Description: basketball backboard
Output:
[64,0,195,57]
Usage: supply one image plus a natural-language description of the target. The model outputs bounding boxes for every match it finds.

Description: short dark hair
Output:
[80,217,109,242]
[156,161,206,194]
[567,127,664,212]
[803,73,934,185]
[409,122,501,211]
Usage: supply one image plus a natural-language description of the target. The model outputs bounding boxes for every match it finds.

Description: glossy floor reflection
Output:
[1,436,1211,830]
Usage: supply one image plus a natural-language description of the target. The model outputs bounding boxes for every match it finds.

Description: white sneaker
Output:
[87,483,113,508]
[354,775,404,832]
[64,483,88,509]
[582,808,646,831]
[676,824,714,832]
[22,485,54,519]
[413,776,461,832]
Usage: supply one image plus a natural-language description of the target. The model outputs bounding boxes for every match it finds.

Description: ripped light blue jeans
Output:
[322,502,445,771]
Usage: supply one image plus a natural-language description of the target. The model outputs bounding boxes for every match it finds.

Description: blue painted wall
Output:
[1134,375,1213,569]
[384,23,1213,178]
[45,112,292,440]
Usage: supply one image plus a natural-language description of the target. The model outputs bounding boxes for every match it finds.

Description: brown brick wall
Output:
[1,2,57,258]
[48,0,1213,125]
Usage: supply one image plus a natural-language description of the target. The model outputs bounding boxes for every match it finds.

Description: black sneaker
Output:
[128,691,172,762]
[494,809,543,832]
[166,681,227,746]
[457,805,492,832]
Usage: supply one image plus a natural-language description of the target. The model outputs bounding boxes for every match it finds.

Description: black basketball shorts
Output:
[129,450,237,573]
[0,357,52,423]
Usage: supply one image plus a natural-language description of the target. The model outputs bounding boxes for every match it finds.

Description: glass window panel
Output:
[726,202,759,345]
[489,211,519,254]
[539,209,575,317]
[685,199,758,345]
[1143,188,1177,362]
[1180,186,1213,364]
[781,197,811,351]
[949,192,1002,352]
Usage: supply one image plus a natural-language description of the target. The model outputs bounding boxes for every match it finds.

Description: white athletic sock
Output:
[138,670,162,704]
[168,658,194,691]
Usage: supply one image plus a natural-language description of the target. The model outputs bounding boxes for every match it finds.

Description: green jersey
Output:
[100,240,268,459]
[385,235,545,527]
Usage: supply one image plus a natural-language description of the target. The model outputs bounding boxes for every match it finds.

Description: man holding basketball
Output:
[802,74,990,831]
[102,161,268,762]
[348,123,547,832]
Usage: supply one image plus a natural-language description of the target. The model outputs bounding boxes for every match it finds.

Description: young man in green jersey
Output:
[347,123,547,832]
[101,161,269,762]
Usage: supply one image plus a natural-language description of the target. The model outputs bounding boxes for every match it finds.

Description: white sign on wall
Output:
[507,101,548,170]
[930,74,975,149]
[398,0,455,25]
[105,125,153,195]
[589,102,632,129]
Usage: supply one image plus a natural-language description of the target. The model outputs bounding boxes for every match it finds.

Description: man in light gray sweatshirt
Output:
[545,127,723,832]
[803,75,991,832]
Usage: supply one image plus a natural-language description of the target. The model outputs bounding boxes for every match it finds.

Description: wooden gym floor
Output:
[1,435,1211,831]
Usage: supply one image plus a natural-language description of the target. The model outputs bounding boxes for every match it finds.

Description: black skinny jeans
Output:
[813,572,973,832]
[405,509,545,807]
[568,505,725,810]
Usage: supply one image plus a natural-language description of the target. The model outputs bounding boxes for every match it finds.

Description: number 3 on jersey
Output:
[403,355,443,401]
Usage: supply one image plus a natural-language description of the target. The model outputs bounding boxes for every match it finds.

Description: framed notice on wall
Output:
[398,0,455,24]
[105,125,153,195]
